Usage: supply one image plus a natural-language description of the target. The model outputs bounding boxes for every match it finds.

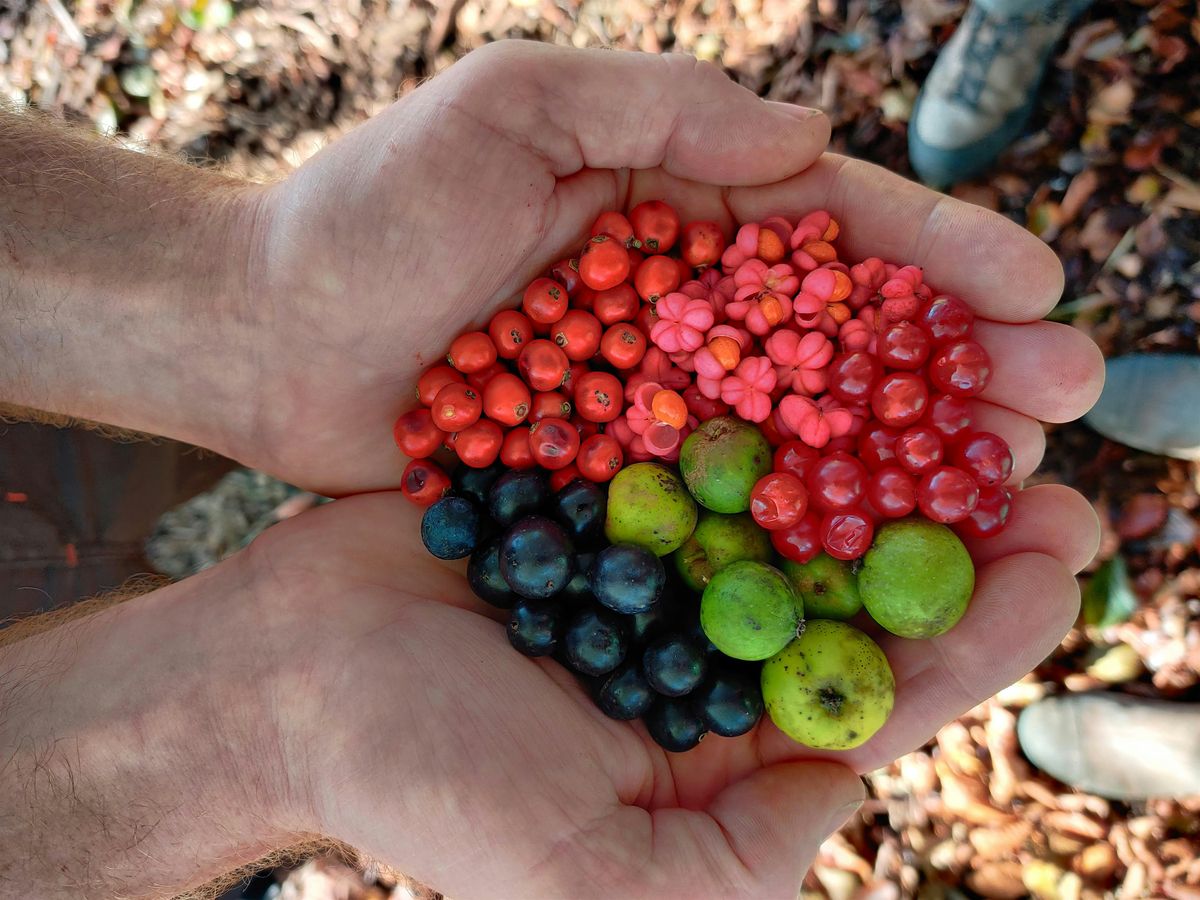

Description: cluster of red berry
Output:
[394,200,1014,559]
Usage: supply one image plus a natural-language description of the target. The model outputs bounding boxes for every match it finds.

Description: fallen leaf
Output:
[1082,555,1139,627]
[1118,492,1169,539]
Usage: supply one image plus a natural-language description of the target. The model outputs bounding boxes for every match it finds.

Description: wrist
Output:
[0,553,311,895]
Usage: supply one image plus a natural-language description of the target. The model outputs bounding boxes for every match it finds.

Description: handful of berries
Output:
[394,201,1014,753]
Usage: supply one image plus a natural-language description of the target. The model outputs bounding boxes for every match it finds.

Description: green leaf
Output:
[1081,555,1138,627]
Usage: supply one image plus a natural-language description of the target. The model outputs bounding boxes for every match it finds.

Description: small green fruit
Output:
[604,462,697,557]
[859,519,974,639]
[761,620,894,750]
[673,509,772,591]
[679,416,772,513]
[700,560,801,661]
[781,553,863,621]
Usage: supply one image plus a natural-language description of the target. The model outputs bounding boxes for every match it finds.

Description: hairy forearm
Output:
[0,560,305,898]
[0,105,266,456]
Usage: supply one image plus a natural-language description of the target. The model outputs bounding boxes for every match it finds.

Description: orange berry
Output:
[651,390,688,429]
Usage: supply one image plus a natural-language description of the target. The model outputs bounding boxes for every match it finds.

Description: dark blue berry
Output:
[499,516,574,600]
[559,552,595,605]
[488,469,550,527]
[564,605,627,676]
[629,598,676,644]
[507,598,563,657]
[453,460,506,506]
[682,606,719,656]
[597,663,654,720]
[692,668,764,737]
[644,698,707,752]
[420,496,479,560]
[589,544,665,614]
[552,479,607,546]
[467,537,515,608]
[643,634,707,697]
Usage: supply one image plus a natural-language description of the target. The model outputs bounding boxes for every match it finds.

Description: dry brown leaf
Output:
[937,762,1015,826]
[1061,169,1100,225]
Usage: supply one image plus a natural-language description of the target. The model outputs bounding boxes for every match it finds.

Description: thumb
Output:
[704,762,865,897]
[438,40,830,186]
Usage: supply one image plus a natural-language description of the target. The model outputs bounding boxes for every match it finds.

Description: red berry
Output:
[868,466,917,518]
[430,382,482,432]
[547,464,580,492]
[956,486,1013,538]
[562,361,588,399]
[929,340,992,397]
[824,434,858,455]
[878,321,932,370]
[574,371,624,422]
[466,360,507,391]
[952,431,1014,486]
[447,331,497,374]
[591,211,637,246]
[629,200,680,253]
[683,382,730,421]
[552,309,602,361]
[522,277,569,325]
[857,424,900,472]
[633,254,681,302]
[577,433,624,483]
[921,294,974,345]
[573,286,598,312]
[416,364,463,406]
[481,373,531,427]
[807,452,868,512]
[548,258,582,296]
[774,441,821,481]
[401,458,451,507]
[827,352,883,405]
[500,427,536,469]
[894,425,944,475]
[528,417,580,470]
[517,339,570,392]
[917,466,980,523]
[750,473,809,531]
[600,323,647,370]
[870,371,929,427]
[393,407,444,458]
[451,418,504,468]
[488,309,534,360]
[770,512,823,563]
[592,284,640,325]
[924,394,974,441]
[530,391,572,422]
[821,508,874,561]
[680,220,724,268]
[578,235,631,291]
[626,247,645,280]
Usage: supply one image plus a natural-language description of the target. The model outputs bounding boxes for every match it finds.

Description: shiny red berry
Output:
[770,512,823,564]
[574,371,624,422]
[488,309,533,360]
[591,211,637,246]
[401,458,451,507]
[774,441,821,481]
[592,284,640,326]
[929,340,992,397]
[482,373,531,426]
[430,382,482,432]
[821,508,874,561]
[878,321,932,370]
[917,466,980,524]
[393,407,445,459]
[579,235,631,291]
[600,323,647,370]
[500,427,536,469]
[552,309,602,362]
[750,473,809,531]
[447,331,497,374]
[416,365,463,406]
[576,433,624,483]
[921,294,974,345]
[633,254,681,303]
[952,431,1014,486]
[451,418,504,468]
[956,486,1014,538]
[827,352,883,405]
[857,424,900,472]
[528,417,580,470]
[870,371,929,427]
[680,220,724,268]
[518,339,570,392]
[522,278,569,325]
[924,394,974,441]
[550,464,582,492]
[894,426,944,475]
[867,466,917,518]
[530,391,572,422]
[807,452,868,512]
[629,200,680,253]
[548,258,582,296]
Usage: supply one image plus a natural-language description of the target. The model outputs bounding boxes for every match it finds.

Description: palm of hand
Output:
[239,40,1106,899]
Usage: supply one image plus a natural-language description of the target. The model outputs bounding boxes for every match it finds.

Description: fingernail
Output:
[825,797,865,834]
[765,100,825,122]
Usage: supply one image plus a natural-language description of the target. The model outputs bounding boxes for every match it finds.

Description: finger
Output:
[447,41,831,185]
[650,762,864,898]
[962,483,1100,574]
[975,320,1106,423]
[726,155,1064,322]
[969,400,1046,485]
